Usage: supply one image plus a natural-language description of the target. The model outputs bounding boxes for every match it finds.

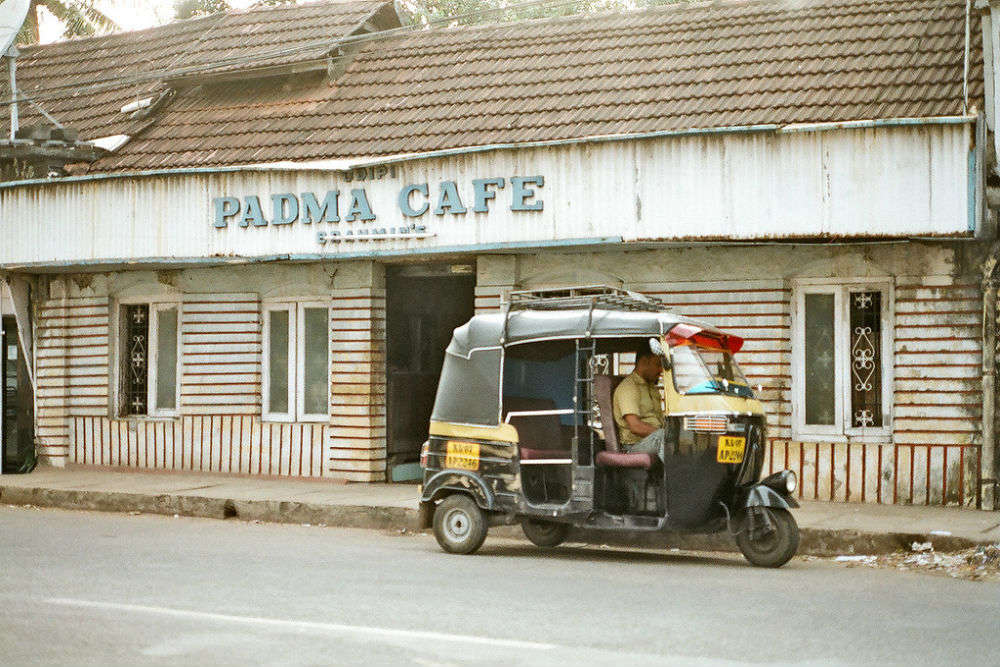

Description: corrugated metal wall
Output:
[34,286,389,481]
[0,124,975,268]
[480,258,984,507]
[31,246,988,502]
[647,275,982,507]
[328,285,386,481]
[181,294,260,414]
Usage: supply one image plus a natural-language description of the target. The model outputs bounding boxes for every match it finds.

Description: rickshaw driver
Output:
[613,345,667,460]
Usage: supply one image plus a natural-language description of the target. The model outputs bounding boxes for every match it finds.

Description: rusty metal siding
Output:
[0,125,975,269]
[503,248,985,506]
[891,275,983,505]
[33,287,340,479]
[632,280,793,437]
[328,287,387,482]
[759,275,984,506]
[35,295,110,463]
[69,416,327,476]
[180,293,261,415]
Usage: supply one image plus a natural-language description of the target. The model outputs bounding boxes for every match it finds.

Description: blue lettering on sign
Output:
[345,189,376,222]
[241,196,268,227]
[213,196,240,228]
[471,177,505,213]
[511,176,544,211]
[300,191,340,224]
[434,181,467,216]
[271,193,298,225]
[211,175,544,230]
[398,183,429,217]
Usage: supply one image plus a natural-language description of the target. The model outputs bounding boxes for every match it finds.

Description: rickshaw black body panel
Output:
[420,435,520,513]
[421,469,496,509]
[420,414,798,529]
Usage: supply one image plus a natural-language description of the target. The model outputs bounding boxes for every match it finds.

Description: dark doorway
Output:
[2,316,34,473]
[386,264,475,481]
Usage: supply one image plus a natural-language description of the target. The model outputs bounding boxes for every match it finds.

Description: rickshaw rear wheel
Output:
[521,519,570,548]
[433,494,488,555]
[736,507,799,568]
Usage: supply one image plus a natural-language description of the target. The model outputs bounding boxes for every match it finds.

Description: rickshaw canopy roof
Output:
[433,306,744,426]
[446,309,742,358]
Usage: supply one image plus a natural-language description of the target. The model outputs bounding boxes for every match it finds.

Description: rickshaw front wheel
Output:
[433,494,488,555]
[521,519,570,548]
[736,507,799,568]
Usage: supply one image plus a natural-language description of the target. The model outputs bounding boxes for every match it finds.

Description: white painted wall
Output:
[0,124,975,268]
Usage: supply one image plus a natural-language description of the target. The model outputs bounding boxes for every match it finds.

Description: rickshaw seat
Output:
[595,450,653,469]
[504,397,571,460]
[593,374,655,469]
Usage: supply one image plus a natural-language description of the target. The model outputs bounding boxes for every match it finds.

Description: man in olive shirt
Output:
[613,345,666,460]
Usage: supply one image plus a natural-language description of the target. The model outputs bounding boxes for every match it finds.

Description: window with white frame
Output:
[116,302,180,417]
[262,302,330,422]
[792,282,892,440]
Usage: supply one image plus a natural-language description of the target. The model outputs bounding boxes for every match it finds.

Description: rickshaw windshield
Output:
[671,344,754,398]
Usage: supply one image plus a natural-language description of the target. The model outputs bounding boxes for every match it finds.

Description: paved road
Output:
[0,507,997,666]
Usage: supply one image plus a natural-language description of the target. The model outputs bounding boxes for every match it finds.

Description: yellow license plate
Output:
[717,436,746,464]
[445,441,480,470]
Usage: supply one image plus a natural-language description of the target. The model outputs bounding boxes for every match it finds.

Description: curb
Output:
[0,486,420,531]
[2,485,991,556]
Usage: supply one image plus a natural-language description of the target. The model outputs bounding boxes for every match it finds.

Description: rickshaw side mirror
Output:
[648,337,671,369]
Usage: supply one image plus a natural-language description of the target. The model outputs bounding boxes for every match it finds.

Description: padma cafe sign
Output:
[211,176,545,244]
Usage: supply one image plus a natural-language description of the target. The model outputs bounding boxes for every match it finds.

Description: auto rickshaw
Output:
[418,286,799,567]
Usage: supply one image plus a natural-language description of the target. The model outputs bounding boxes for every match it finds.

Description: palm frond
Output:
[38,0,119,39]
[15,2,41,45]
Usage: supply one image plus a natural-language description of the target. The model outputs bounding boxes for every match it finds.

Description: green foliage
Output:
[174,0,297,20]
[400,0,687,27]
[174,0,231,20]
[16,0,119,44]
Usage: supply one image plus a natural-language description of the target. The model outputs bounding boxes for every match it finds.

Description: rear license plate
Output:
[716,436,746,464]
[445,441,480,470]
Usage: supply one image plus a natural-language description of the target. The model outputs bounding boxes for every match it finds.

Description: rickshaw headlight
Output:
[419,441,430,468]
[762,470,796,496]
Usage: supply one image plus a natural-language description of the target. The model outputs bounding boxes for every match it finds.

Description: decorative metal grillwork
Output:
[121,304,149,416]
[849,291,881,428]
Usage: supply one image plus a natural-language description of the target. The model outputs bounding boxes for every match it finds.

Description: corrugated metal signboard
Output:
[0,124,975,269]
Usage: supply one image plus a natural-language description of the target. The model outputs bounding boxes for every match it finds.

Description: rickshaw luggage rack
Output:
[504,285,669,314]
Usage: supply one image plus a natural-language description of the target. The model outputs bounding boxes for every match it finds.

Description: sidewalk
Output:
[2,465,998,556]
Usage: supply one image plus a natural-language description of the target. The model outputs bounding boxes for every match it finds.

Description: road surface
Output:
[0,506,997,666]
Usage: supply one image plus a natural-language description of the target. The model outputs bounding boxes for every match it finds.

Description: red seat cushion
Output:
[596,450,654,469]
[520,447,572,461]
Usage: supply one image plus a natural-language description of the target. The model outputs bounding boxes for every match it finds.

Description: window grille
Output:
[849,291,882,428]
[120,304,149,416]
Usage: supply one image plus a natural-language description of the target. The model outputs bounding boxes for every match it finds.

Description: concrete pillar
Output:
[327,261,386,482]
[34,277,69,467]
[982,277,998,509]
[475,255,518,313]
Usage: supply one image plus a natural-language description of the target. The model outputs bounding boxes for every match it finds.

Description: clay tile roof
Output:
[4,0,985,174]
[0,0,396,142]
[5,14,221,140]
[174,0,392,78]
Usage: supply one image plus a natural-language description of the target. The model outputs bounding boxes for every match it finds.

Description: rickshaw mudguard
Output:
[744,484,799,510]
[420,469,495,511]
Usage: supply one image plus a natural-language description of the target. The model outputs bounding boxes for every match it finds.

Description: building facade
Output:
[1,0,999,508]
